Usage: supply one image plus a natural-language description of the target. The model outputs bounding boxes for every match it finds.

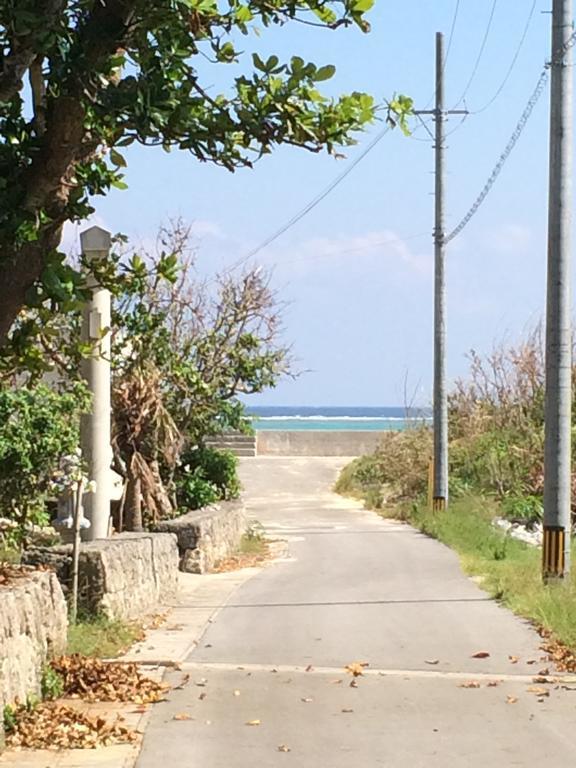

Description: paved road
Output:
[138,458,576,767]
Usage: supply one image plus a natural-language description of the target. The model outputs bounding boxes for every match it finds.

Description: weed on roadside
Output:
[67,614,143,658]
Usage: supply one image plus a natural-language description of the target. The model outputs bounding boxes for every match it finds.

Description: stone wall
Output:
[256,430,385,457]
[0,570,67,712]
[155,501,246,574]
[24,532,179,621]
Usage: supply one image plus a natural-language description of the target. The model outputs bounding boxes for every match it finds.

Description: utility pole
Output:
[415,32,466,511]
[80,225,113,541]
[543,0,573,582]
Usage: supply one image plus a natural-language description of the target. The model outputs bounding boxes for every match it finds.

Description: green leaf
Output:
[235,5,253,22]
[110,149,127,168]
[252,53,267,72]
[352,0,374,12]
[314,65,336,82]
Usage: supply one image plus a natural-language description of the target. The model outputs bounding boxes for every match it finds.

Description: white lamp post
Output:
[80,226,113,540]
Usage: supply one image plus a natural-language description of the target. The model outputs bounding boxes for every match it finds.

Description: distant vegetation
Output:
[337,328,559,526]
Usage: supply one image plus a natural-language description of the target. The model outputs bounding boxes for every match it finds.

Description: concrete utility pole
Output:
[80,226,113,541]
[432,31,448,512]
[415,32,466,511]
[543,0,573,582]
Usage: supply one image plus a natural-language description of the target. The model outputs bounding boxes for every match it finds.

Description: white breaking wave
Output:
[251,415,431,422]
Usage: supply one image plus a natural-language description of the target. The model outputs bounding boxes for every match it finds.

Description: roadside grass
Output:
[0,544,20,564]
[212,526,272,572]
[67,615,144,658]
[407,495,576,650]
[238,529,269,557]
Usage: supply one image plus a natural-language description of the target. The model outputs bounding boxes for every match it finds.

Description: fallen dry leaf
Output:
[50,655,166,704]
[425,659,440,666]
[487,681,501,688]
[345,662,369,677]
[278,745,291,752]
[301,697,313,703]
[527,686,550,697]
[459,681,481,689]
[173,713,192,721]
[506,696,518,704]
[540,629,576,673]
[4,702,138,750]
[173,674,190,690]
[349,679,359,688]
[198,693,207,701]
[341,708,354,713]
[471,652,490,659]
[509,656,520,664]
[246,719,261,726]
[533,676,554,684]
[305,665,314,672]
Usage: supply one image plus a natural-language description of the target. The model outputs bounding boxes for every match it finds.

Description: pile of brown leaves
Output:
[0,563,47,586]
[5,703,137,750]
[50,655,167,703]
[212,549,270,573]
[540,629,576,673]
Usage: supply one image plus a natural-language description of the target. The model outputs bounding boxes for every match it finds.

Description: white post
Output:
[80,226,113,540]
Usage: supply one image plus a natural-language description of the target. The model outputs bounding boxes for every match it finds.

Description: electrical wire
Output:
[446,68,549,244]
[421,0,462,110]
[447,25,576,244]
[224,125,392,272]
[453,0,499,108]
[278,231,430,267]
[444,0,461,70]
[470,0,537,114]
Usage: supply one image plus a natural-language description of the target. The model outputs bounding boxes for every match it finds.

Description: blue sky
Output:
[67,1,564,406]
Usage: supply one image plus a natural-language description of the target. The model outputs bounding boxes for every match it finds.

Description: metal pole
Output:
[80,226,113,541]
[543,0,573,582]
[433,31,448,511]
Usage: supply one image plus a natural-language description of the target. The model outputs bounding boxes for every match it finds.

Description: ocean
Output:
[245,406,431,432]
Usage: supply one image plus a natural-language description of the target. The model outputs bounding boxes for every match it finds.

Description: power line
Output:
[446,25,576,244]
[226,125,392,271]
[278,231,429,267]
[446,67,549,244]
[444,0,461,69]
[421,0,461,111]
[453,0,499,108]
[471,0,537,114]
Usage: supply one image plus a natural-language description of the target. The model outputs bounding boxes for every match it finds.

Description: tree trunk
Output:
[124,463,143,532]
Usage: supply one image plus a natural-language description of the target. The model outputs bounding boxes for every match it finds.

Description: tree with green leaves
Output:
[0,221,290,530]
[0,0,408,345]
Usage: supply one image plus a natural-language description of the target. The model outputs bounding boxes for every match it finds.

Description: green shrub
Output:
[175,446,240,511]
[335,427,431,508]
[0,383,89,542]
[500,494,543,524]
[40,665,64,701]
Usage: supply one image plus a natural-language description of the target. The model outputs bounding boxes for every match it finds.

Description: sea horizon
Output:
[245,405,432,432]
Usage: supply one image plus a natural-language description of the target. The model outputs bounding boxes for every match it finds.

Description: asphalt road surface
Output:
[137,457,576,768]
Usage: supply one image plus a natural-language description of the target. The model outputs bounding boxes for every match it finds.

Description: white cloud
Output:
[189,219,225,239]
[485,223,533,254]
[251,229,432,279]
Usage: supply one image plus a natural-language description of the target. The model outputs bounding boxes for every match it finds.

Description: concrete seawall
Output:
[256,430,385,457]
